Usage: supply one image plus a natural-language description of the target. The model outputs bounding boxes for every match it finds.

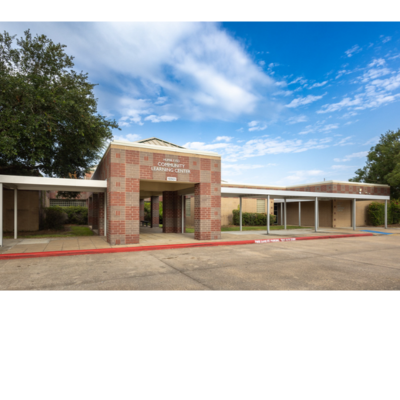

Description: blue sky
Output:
[2,22,400,185]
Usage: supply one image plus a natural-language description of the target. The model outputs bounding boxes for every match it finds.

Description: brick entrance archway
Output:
[88,139,222,245]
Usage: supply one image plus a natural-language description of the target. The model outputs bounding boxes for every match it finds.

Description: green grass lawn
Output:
[184,225,307,233]
[4,225,94,239]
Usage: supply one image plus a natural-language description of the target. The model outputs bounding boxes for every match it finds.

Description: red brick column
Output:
[162,191,182,233]
[194,182,220,240]
[151,196,159,228]
[163,191,175,233]
[140,199,145,222]
[98,192,105,236]
[108,148,140,245]
[92,193,99,230]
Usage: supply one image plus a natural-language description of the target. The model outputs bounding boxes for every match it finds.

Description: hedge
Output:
[43,207,68,230]
[367,200,400,226]
[232,209,276,226]
[43,206,88,228]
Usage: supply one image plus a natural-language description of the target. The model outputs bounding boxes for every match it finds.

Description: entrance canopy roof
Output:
[221,187,390,201]
[0,175,107,192]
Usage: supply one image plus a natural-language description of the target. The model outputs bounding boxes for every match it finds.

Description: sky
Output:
[2,22,400,186]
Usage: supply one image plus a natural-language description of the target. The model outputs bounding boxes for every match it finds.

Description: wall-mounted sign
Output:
[151,158,191,174]
[167,177,177,181]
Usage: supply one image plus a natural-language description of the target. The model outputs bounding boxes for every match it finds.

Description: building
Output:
[0,137,391,247]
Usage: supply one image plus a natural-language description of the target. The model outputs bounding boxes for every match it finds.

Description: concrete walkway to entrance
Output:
[0,226,398,256]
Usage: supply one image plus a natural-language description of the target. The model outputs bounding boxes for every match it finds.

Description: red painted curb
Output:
[0,233,374,261]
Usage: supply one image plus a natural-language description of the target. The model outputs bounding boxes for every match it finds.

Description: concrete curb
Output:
[0,233,374,260]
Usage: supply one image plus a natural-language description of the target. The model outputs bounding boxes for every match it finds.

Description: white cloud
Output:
[280,169,326,184]
[154,96,168,105]
[309,81,328,89]
[317,97,362,114]
[8,22,280,124]
[259,60,265,66]
[364,136,379,146]
[214,136,233,142]
[287,115,308,124]
[113,133,141,142]
[334,136,354,147]
[298,121,338,135]
[144,114,178,123]
[345,44,362,57]
[222,163,272,177]
[333,151,368,162]
[331,165,357,170]
[286,94,325,108]
[288,77,307,86]
[382,36,392,43]
[319,124,339,133]
[368,58,386,68]
[344,120,359,126]
[248,120,267,131]
[184,136,333,162]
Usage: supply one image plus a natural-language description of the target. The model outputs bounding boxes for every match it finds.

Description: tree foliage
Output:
[0,30,119,178]
[350,129,400,199]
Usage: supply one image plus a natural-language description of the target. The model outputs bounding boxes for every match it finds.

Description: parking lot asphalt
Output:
[0,234,399,290]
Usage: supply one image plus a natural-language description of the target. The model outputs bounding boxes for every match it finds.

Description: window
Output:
[186,198,191,217]
[256,199,265,213]
[50,199,87,207]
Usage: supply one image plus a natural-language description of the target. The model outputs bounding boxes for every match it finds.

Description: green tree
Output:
[350,129,400,199]
[0,29,119,179]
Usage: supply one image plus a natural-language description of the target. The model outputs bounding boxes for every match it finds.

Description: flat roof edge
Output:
[111,141,221,157]
[287,180,389,188]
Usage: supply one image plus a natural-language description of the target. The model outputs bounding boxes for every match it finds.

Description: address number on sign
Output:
[167,177,177,181]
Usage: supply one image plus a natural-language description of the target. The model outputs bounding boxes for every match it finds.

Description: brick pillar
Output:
[140,199,145,222]
[92,193,99,230]
[125,178,140,244]
[98,192,105,236]
[194,182,221,240]
[176,194,183,233]
[151,196,159,228]
[162,191,182,233]
[163,191,175,233]
[88,196,93,226]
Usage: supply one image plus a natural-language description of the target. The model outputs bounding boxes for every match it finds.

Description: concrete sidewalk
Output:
[1,226,398,256]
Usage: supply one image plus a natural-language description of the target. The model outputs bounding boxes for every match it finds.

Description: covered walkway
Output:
[222,186,391,233]
[0,174,107,247]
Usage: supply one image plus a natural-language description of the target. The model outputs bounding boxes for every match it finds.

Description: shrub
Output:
[43,207,68,230]
[367,200,400,226]
[144,201,163,224]
[62,206,88,225]
[232,210,276,226]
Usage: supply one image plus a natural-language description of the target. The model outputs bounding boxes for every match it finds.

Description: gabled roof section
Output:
[135,137,185,149]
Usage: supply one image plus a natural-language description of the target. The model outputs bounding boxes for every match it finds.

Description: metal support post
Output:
[284,198,287,230]
[14,188,18,239]
[0,183,3,247]
[280,202,283,225]
[104,191,107,237]
[182,195,185,234]
[267,195,270,235]
[298,201,301,227]
[315,197,318,232]
[239,197,242,232]
[352,198,356,231]
[385,200,388,229]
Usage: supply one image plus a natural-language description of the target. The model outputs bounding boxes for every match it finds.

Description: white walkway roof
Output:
[0,175,107,192]
[221,187,390,201]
